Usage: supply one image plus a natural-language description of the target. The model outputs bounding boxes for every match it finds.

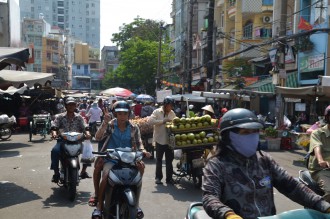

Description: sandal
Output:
[91,209,102,219]
[88,196,98,207]
[137,207,144,219]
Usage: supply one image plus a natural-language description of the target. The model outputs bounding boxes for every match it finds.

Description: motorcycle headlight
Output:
[119,151,135,164]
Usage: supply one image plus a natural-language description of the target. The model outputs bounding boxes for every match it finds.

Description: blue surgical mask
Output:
[229,131,260,158]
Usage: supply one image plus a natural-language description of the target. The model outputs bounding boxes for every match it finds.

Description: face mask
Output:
[229,131,260,158]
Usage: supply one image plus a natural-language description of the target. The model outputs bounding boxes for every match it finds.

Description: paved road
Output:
[0,132,307,218]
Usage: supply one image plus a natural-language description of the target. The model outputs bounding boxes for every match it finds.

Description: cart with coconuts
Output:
[130,117,155,159]
[167,114,219,188]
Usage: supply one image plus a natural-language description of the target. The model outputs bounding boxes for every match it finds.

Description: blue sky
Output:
[100,0,172,47]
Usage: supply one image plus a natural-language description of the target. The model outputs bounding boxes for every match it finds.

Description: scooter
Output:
[57,132,84,201]
[93,147,145,219]
[89,121,102,138]
[185,202,330,219]
[0,121,15,140]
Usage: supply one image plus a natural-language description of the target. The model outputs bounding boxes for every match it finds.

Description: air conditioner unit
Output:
[217,27,224,33]
[263,16,272,23]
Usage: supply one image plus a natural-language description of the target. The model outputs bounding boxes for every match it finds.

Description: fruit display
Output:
[130,117,153,135]
[168,115,219,133]
[167,115,219,149]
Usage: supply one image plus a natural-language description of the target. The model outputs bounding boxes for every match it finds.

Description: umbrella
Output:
[100,87,133,97]
[135,94,154,102]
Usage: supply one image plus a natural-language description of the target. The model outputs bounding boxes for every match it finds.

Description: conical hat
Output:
[201,105,214,114]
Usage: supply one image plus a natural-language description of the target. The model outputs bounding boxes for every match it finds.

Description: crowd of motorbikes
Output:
[3,108,330,219]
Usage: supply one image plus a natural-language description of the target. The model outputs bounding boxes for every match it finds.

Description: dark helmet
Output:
[163,96,175,105]
[220,108,263,134]
[113,100,130,113]
[324,105,330,116]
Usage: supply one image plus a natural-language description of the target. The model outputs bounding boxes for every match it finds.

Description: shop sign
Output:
[284,98,301,103]
[300,54,324,73]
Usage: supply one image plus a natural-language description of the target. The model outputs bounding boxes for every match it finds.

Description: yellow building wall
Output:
[74,43,89,64]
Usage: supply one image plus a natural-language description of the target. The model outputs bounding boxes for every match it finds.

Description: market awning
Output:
[0,47,30,70]
[170,93,213,103]
[0,70,54,87]
[275,86,317,99]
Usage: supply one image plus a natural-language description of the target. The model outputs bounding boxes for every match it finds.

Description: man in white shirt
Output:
[87,102,103,136]
[148,96,176,184]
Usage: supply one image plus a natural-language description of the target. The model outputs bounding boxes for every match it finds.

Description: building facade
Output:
[19,0,100,49]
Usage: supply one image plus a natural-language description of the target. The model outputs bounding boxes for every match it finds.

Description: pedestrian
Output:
[148,96,176,184]
[308,105,330,202]
[202,108,330,219]
[50,97,92,183]
[201,104,215,118]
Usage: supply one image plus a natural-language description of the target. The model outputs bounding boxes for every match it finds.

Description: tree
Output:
[111,17,163,50]
[102,18,173,95]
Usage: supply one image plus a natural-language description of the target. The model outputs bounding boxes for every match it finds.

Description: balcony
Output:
[262,0,273,13]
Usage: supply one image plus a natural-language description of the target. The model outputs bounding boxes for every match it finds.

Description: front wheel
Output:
[68,167,78,201]
[0,128,12,140]
[119,201,136,219]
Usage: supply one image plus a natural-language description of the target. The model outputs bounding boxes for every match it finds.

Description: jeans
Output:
[155,142,174,181]
[50,141,61,172]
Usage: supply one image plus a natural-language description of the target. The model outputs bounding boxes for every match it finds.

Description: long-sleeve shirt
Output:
[203,148,330,219]
[148,107,176,145]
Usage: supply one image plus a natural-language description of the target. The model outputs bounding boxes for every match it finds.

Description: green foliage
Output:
[102,17,174,95]
[265,127,278,138]
[111,17,163,49]
[222,58,251,77]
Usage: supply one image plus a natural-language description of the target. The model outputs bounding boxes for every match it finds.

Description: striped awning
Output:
[247,72,299,93]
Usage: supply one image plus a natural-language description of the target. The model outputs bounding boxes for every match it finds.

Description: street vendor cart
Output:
[167,115,219,188]
[130,117,154,159]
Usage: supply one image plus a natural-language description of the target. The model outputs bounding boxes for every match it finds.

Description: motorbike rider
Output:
[202,108,330,219]
[308,105,330,202]
[86,101,103,136]
[90,100,150,219]
[50,97,92,183]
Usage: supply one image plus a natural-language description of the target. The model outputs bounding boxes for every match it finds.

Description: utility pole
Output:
[207,0,215,90]
[276,0,287,128]
[156,23,164,91]
[187,0,194,93]
[211,25,217,91]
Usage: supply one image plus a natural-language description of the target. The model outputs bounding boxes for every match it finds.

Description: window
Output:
[77,65,80,69]
[243,21,253,39]
[31,7,34,12]
[58,1,64,7]
[262,0,273,6]
[58,8,64,14]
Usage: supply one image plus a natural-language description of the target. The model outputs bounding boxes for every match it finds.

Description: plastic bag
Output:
[81,140,95,163]
[174,149,182,160]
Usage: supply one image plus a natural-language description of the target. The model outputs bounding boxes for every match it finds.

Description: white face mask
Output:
[229,131,260,157]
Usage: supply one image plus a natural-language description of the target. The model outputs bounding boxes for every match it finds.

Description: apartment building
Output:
[19,0,100,49]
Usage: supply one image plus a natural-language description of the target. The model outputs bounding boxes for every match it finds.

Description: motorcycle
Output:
[93,147,145,219]
[173,147,208,188]
[56,132,84,201]
[0,121,15,140]
[185,202,330,219]
[89,121,102,138]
